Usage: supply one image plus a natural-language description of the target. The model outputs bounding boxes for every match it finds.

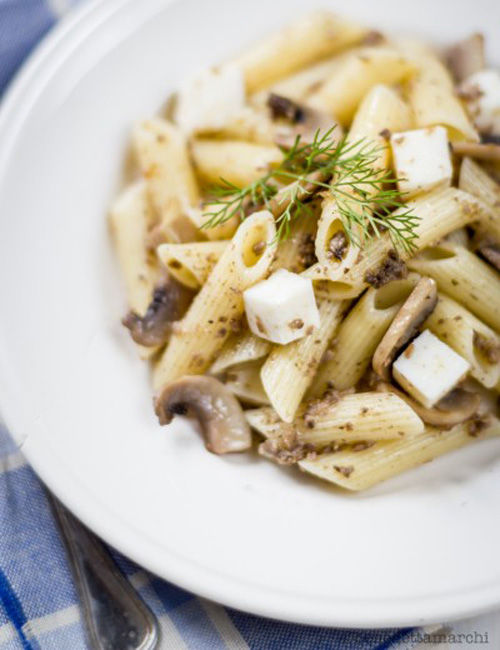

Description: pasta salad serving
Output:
[110,12,500,491]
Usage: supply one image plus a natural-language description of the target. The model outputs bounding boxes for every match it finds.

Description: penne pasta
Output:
[424,294,500,388]
[260,291,347,423]
[310,276,418,395]
[299,418,500,491]
[307,48,416,125]
[235,11,367,93]
[191,139,283,187]
[404,52,479,142]
[257,55,345,104]
[314,85,413,282]
[270,208,319,273]
[112,12,500,490]
[329,187,494,300]
[132,118,201,244]
[408,243,500,332]
[153,211,276,389]
[459,157,500,244]
[109,181,160,360]
[157,241,228,289]
[246,391,424,446]
[223,362,270,406]
[210,330,271,374]
[213,106,276,144]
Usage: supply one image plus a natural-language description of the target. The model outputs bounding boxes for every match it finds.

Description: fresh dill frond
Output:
[201,128,420,253]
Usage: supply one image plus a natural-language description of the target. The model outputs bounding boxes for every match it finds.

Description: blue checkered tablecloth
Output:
[0,1,489,648]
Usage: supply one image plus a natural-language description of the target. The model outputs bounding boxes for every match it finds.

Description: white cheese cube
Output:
[460,69,500,134]
[243,269,320,345]
[391,126,452,198]
[175,64,245,134]
[393,329,470,408]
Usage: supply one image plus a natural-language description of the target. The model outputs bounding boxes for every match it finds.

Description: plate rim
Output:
[1,0,500,628]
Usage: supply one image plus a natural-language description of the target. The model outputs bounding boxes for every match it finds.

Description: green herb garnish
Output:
[201,128,420,254]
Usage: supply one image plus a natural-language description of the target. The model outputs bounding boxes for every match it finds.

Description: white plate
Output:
[1,0,500,629]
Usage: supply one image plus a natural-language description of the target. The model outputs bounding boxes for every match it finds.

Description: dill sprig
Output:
[201,128,420,254]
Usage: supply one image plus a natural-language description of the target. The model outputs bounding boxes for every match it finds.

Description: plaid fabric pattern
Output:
[0,1,486,648]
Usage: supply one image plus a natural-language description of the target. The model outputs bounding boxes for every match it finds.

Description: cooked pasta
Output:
[260,293,347,423]
[246,391,424,446]
[234,11,367,92]
[404,51,479,142]
[157,241,228,289]
[133,119,201,244]
[210,330,271,374]
[310,276,418,395]
[424,294,500,388]
[109,182,160,360]
[112,11,500,492]
[300,419,500,491]
[307,47,416,125]
[408,243,500,332]
[153,211,276,388]
[459,157,500,243]
[191,139,283,187]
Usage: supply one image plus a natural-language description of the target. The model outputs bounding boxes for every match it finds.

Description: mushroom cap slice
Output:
[451,141,500,162]
[372,277,438,381]
[122,277,194,347]
[445,33,485,83]
[477,242,500,272]
[154,375,252,454]
[375,382,481,429]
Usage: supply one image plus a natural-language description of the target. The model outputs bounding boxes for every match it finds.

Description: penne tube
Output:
[408,243,500,332]
[224,362,270,406]
[153,211,276,389]
[109,181,160,360]
[214,106,276,144]
[349,83,413,146]
[246,391,424,446]
[299,418,500,491]
[260,291,348,423]
[210,330,271,374]
[191,139,283,187]
[234,11,367,93]
[444,227,469,248]
[157,241,228,289]
[132,119,201,244]
[310,276,418,395]
[424,294,500,388]
[258,55,345,104]
[307,48,416,125]
[459,157,500,244]
[270,208,319,273]
[404,53,479,142]
[330,187,494,300]
[314,85,413,282]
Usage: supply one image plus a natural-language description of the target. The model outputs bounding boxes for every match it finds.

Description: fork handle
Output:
[50,495,159,650]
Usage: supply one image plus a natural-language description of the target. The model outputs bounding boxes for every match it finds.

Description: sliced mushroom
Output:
[154,375,252,454]
[122,277,194,347]
[267,93,341,149]
[376,382,480,428]
[451,141,500,162]
[474,240,500,272]
[372,277,438,380]
[445,33,485,83]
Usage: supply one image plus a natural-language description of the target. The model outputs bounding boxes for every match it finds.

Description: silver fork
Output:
[48,494,159,650]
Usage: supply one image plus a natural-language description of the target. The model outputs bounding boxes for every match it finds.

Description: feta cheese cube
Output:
[460,69,500,134]
[243,269,320,345]
[391,126,452,198]
[175,64,245,134]
[393,329,470,408]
